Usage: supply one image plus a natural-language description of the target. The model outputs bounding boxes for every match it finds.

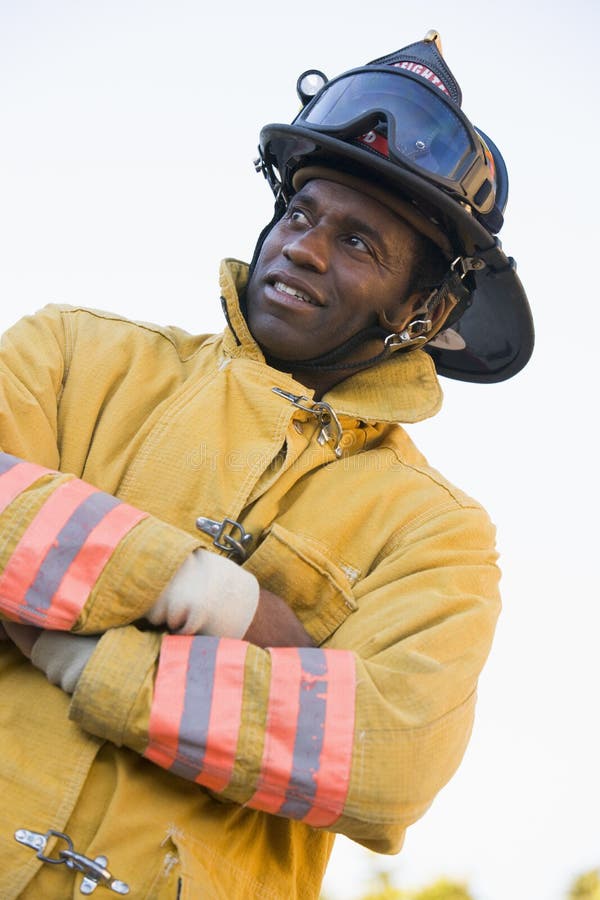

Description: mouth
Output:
[268,277,323,307]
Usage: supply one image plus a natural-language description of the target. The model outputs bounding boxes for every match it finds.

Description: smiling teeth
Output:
[274,281,315,304]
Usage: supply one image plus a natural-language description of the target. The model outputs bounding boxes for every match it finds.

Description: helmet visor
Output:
[295,67,495,213]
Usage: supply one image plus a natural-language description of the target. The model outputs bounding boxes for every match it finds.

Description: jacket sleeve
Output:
[69,500,500,853]
[0,307,201,633]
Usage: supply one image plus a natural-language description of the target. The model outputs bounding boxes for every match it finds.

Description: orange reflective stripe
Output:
[196,638,247,791]
[145,635,193,769]
[146,636,247,792]
[146,641,356,820]
[302,650,356,826]
[0,456,52,515]
[0,479,96,620]
[0,476,147,627]
[247,647,355,822]
[246,648,302,815]
[45,501,147,629]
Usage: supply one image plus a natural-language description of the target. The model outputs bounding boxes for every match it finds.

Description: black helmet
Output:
[255,31,534,383]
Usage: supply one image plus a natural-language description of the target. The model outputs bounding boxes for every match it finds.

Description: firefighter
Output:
[1,31,532,898]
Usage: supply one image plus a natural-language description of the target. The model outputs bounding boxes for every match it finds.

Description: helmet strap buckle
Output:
[451,255,486,280]
[385,317,432,350]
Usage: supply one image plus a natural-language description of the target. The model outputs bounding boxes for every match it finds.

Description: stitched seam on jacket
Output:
[370,499,470,570]
[227,406,292,520]
[59,306,211,362]
[275,528,362,584]
[379,444,480,508]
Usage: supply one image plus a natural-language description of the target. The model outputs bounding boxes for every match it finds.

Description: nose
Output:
[282,227,329,273]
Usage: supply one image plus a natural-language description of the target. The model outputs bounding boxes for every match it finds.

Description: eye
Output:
[344,234,371,254]
[286,206,310,225]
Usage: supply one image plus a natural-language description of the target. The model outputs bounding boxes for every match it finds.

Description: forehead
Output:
[293,178,419,248]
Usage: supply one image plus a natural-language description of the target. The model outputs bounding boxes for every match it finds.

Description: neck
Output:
[290,367,351,400]
[272,334,390,398]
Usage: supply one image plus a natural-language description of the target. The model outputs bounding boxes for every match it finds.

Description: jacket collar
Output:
[219,258,442,425]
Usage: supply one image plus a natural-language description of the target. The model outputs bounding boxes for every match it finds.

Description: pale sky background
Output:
[1,2,598,899]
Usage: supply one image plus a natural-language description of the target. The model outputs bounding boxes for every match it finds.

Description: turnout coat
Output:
[0,260,500,899]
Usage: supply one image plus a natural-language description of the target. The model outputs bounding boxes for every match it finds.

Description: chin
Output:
[248,316,317,364]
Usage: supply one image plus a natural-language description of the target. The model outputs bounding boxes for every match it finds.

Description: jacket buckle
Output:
[196,516,252,562]
[14,828,130,894]
[271,388,344,458]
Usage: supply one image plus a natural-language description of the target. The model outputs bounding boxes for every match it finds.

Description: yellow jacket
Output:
[0,260,500,899]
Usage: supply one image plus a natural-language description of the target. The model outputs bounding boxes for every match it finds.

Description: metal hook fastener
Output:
[271,388,344,458]
[196,516,253,562]
[15,828,130,895]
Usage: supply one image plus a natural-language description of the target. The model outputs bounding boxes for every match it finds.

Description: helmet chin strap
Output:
[265,323,390,374]
[265,265,472,374]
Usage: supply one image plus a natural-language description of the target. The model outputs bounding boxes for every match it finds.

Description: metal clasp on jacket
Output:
[14,828,130,895]
[195,516,252,562]
[271,388,344,458]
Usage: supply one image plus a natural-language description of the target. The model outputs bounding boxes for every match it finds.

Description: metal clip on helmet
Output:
[255,31,534,383]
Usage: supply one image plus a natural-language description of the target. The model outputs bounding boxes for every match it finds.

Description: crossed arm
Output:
[0,456,361,834]
[3,585,315,657]
[3,554,316,677]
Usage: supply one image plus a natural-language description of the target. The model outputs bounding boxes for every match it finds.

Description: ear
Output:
[379,288,456,338]
[378,289,434,333]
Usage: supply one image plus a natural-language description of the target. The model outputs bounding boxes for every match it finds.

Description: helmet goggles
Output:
[294,66,498,219]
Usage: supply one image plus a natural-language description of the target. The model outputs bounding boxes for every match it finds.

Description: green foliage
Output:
[569,870,600,900]
[321,864,600,900]
[321,871,475,900]
[412,880,475,900]
[357,887,406,900]
[354,869,408,900]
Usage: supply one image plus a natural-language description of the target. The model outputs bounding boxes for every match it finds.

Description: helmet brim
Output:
[259,123,534,383]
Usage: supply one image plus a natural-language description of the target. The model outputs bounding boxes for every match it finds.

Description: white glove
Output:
[31,631,99,694]
[146,548,259,638]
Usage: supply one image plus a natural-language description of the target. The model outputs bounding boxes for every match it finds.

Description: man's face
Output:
[245,178,422,364]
